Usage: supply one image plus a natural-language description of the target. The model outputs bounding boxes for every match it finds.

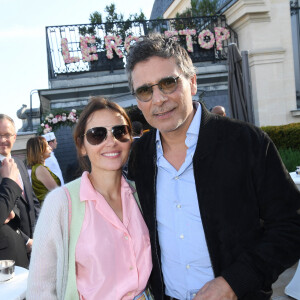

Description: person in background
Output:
[126,33,300,300]
[132,121,144,140]
[26,136,61,205]
[0,114,40,254]
[0,158,29,268]
[211,105,226,116]
[27,97,152,300]
[42,132,64,185]
[122,121,144,175]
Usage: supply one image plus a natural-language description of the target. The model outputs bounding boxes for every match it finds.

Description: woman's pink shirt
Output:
[76,172,152,300]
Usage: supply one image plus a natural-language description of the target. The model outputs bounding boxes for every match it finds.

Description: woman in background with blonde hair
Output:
[26,136,61,204]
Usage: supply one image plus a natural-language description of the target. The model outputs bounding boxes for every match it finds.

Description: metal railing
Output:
[46,15,238,79]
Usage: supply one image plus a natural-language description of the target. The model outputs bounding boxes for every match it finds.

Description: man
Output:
[42,132,64,185]
[132,121,143,140]
[122,121,143,174]
[0,157,29,268]
[126,34,300,300]
[0,114,40,253]
[211,105,226,116]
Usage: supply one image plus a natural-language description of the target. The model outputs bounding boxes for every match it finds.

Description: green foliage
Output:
[195,0,219,16]
[261,122,300,172]
[172,0,219,31]
[130,11,147,22]
[89,11,103,24]
[261,123,300,150]
[105,4,119,23]
[177,0,219,18]
[278,148,300,172]
[79,4,146,41]
[103,4,146,39]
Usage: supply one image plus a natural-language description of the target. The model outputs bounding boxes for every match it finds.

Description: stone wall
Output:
[161,0,300,126]
[163,0,190,18]
[224,0,299,126]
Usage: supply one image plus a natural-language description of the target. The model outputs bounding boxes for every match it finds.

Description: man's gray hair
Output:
[126,33,196,93]
[0,114,16,130]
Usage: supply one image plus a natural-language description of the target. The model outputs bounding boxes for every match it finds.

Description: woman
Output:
[26,136,61,204]
[27,97,152,300]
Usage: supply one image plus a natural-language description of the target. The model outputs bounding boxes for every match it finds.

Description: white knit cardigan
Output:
[26,187,70,300]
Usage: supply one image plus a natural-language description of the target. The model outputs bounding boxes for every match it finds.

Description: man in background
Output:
[122,121,144,175]
[0,114,40,254]
[0,157,29,268]
[211,105,226,116]
[42,132,64,185]
[132,121,143,142]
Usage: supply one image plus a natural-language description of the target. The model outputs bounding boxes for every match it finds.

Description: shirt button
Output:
[186,264,190,269]
[174,176,179,180]
[124,235,128,240]
[130,266,134,270]
[176,204,181,208]
[180,234,184,239]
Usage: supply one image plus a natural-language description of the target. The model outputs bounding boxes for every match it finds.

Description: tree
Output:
[176,0,219,17]
[79,4,146,40]
[88,3,146,24]
[89,11,103,24]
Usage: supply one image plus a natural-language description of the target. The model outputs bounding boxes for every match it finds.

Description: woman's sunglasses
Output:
[83,125,131,145]
[132,76,180,102]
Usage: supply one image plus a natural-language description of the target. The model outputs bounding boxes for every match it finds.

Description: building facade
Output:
[155,0,300,125]
[14,0,300,180]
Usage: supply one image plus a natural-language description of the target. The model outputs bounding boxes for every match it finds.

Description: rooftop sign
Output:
[46,16,237,78]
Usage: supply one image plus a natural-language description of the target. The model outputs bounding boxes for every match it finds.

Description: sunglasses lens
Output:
[134,76,179,102]
[85,125,130,145]
[112,125,130,142]
[159,77,178,93]
[135,86,152,102]
[86,127,107,145]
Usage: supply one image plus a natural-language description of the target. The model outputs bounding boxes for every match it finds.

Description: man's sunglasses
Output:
[83,125,131,145]
[132,76,180,102]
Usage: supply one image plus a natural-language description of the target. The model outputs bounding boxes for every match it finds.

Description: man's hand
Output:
[0,158,19,182]
[26,238,33,253]
[194,277,237,300]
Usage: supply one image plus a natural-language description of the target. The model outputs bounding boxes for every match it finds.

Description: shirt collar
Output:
[79,171,133,202]
[187,101,201,136]
[0,154,11,162]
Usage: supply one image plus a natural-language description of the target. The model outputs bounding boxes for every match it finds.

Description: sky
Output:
[0,0,154,130]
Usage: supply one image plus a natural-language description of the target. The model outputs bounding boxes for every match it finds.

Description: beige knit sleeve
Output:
[26,187,69,300]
